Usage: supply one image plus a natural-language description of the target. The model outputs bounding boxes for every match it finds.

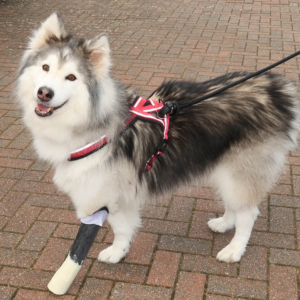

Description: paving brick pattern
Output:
[1,0,300,299]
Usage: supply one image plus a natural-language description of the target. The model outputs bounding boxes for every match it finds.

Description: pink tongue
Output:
[37,103,51,112]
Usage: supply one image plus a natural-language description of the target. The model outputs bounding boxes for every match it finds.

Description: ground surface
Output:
[1,0,300,299]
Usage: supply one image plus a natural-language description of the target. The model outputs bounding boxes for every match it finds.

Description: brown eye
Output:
[66,74,76,81]
[42,64,49,71]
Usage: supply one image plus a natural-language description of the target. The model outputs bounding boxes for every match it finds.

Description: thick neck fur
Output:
[27,76,131,165]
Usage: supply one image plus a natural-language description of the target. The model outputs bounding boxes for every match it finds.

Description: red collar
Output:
[68,135,108,161]
[68,97,170,171]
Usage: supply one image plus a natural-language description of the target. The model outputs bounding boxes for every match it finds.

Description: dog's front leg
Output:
[216,205,259,263]
[98,202,141,263]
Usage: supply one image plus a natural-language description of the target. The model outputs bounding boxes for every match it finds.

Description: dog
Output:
[16,12,300,263]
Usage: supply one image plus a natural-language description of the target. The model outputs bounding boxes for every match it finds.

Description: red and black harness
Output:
[68,96,170,172]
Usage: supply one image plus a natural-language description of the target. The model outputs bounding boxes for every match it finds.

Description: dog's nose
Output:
[37,87,54,102]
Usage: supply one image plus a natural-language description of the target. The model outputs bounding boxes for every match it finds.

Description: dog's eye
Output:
[66,74,77,81]
[42,64,49,71]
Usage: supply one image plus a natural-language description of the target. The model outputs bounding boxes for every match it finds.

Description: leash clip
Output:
[158,101,180,121]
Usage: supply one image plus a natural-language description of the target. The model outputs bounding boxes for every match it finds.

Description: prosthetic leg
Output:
[48,207,108,295]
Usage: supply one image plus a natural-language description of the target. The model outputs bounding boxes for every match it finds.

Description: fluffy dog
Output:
[16,12,300,263]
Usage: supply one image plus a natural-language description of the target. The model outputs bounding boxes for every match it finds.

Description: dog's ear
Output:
[85,34,111,77]
[29,12,68,50]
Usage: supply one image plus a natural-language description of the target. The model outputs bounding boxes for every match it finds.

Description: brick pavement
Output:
[1,0,300,299]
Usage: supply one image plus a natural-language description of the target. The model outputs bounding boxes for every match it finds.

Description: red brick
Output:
[77,278,113,300]
[147,250,180,287]
[158,235,212,256]
[90,261,148,283]
[0,178,16,198]
[68,259,93,295]
[0,232,22,248]
[0,191,28,216]
[125,232,158,264]
[270,248,300,267]
[292,165,300,175]
[269,183,292,195]
[38,208,79,224]
[18,221,57,251]
[87,242,108,259]
[253,217,268,231]
[14,289,75,300]
[53,223,80,240]
[239,246,267,280]
[0,157,32,169]
[7,132,31,150]
[182,254,237,276]
[297,222,300,248]
[195,199,225,213]
[249,231,295,249]
[189,211,216,240]
[269,265,298,300]
[270,195,300,207]
[34,238,72,271]
[206,296,234,300]
[0,286,17,299]
[0,216,9,230]
[212,230,235,257]
[142,219,188,236]
[207,276,267,299]
[277,165,291,184]
[26,194,70,209]
[0,147,22,157]
[174,272,206,300]
[110,283,172,300]
[289,156,300,165]
[12,180,57,194]
[0,116,15,132]
[141,204,167,219]
[0,124,24,139]
[0,247,39,268]
[293,176,300,196]
[0,267,53,289]
[1,168,44,181]
[166,196,194,222]
[4,205,42,233]
[270,206,295,234]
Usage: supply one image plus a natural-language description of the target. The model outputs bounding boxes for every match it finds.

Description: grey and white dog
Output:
[16,12,300,263]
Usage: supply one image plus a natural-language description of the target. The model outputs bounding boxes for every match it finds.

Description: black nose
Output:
[37,87,54,102]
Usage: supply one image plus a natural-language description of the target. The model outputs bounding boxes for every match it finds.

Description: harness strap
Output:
[68,97,170,172]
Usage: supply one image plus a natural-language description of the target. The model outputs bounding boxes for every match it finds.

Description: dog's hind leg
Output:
[216,205,259,262]
[98,203,141,264]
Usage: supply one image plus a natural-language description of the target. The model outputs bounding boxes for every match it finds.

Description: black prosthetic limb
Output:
[48,207,108,295]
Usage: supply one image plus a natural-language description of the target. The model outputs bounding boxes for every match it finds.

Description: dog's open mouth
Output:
[35,101,68,117]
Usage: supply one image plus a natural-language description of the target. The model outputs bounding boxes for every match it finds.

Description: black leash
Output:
[158,49,300,119]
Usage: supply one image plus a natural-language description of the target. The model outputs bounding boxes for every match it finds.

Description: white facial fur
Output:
[17,52,91,142]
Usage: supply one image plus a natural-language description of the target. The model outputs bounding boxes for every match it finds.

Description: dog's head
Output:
[17,12,112,129]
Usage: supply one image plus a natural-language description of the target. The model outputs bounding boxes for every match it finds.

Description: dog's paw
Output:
[216,243,245,262]
[98,245,128,264]
[208,217,234,233]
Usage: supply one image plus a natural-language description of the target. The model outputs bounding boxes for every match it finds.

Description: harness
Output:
[68,96,169,172]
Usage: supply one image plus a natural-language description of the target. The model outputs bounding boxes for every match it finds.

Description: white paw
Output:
[98,245,129,264]
[216,243,245,262]
[208,217,234,233]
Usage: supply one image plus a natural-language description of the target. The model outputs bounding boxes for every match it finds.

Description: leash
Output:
[158,49,300,119]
